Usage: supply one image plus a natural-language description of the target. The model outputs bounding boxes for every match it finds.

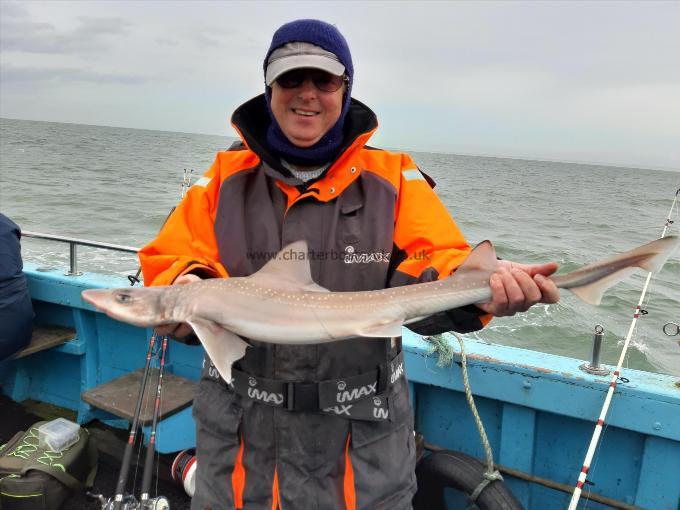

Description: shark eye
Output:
[116,293,133,304]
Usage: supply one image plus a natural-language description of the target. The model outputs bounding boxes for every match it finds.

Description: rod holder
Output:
[579,325,610,376]
[66,242,83,276]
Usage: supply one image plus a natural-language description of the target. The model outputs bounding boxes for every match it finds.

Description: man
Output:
[139,19,558,510]
[0,213,33,361]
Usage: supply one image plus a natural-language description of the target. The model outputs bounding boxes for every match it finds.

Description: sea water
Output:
[1,118,678,375]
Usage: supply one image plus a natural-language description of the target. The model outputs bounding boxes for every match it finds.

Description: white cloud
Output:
[1,14,134,54]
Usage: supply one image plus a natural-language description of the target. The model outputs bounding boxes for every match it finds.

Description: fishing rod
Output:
[113,334,158,510]
[87,334,170,509]
[140,336,169,508]
[567,188,680,510]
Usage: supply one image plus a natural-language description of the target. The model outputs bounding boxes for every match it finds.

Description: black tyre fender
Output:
[413,450,524,510]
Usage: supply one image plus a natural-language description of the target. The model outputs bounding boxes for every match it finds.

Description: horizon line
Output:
[1,115,677,174]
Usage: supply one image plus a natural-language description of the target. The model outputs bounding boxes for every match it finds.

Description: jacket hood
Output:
[231,94,379,176]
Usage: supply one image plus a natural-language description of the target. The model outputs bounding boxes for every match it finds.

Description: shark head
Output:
[81,287,172,327]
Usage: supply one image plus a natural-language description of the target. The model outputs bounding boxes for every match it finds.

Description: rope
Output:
[425,333,455,367]
[426,333,503,505]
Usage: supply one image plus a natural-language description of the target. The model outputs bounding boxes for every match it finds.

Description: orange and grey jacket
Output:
[139,95,490,510]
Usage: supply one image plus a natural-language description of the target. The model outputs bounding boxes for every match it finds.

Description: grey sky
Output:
[1,0,679,170]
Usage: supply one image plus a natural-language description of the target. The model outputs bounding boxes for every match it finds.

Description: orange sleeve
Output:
[392,154,492,328]
[138,157,229,287]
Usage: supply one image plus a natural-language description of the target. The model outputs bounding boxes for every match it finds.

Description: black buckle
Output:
[286,382,319,411]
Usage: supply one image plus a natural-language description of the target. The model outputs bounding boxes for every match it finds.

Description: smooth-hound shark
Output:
[82,237,679,383]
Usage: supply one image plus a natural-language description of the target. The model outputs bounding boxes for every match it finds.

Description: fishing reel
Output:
[87,492,170,510]
[147,497,170,510]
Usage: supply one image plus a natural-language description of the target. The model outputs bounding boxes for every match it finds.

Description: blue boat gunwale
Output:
[403,330,680,443]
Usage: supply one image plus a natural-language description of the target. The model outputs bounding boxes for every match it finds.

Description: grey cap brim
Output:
[265,44,346,86]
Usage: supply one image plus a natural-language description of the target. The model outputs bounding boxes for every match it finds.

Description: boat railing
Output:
[22,230,140,276]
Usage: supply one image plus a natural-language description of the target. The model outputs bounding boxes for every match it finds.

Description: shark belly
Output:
[211,292,405,344]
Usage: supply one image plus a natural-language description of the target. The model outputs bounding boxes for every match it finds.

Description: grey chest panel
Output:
[214,168,397,292]
[213,168,399,380]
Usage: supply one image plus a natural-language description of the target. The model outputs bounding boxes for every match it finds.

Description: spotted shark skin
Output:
[82,236,679,382]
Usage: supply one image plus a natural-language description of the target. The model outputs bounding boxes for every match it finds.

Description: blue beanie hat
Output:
[264,19,354,166]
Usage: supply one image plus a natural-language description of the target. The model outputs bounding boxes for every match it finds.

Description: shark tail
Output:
[566,268,638,305]
[556,236,679,305]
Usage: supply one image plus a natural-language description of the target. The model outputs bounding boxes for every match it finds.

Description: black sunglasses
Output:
[276,69,348,93]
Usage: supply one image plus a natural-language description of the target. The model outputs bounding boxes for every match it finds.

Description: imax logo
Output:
[373,408,389,420]
[343,245,390,264]
[390,363,404,384]
[323,405,353,416]
[336,382,377,403]
[247,388,284,405]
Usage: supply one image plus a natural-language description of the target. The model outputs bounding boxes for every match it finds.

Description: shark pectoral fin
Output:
[358,319,405,338]
[188,319,250,384]
[566,267,636,305]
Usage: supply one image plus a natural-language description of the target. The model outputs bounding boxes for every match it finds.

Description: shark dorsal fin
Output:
[455,240,498,275]
[248,240,330,293]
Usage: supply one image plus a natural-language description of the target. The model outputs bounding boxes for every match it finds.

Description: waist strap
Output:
[230,351,405,421]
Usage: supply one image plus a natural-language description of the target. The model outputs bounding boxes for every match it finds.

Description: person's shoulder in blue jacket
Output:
[0,213,34,360]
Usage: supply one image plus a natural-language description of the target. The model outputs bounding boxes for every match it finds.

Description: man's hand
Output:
[478,260,560,317]
[154,274,202,339]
